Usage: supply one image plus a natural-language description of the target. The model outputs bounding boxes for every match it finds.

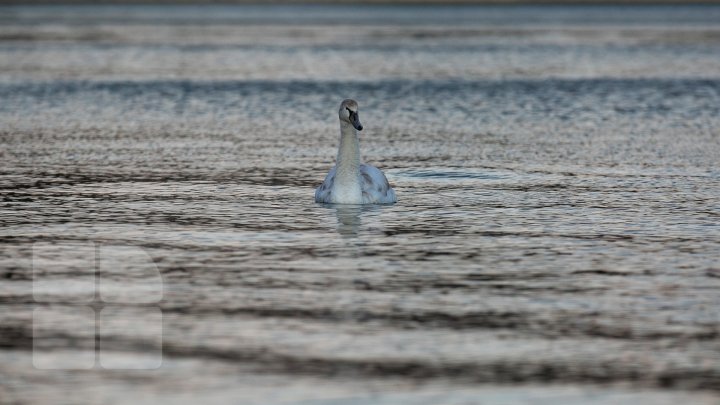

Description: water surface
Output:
[1,4,720,404]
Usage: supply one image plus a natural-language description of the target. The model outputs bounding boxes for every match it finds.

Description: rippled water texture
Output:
[1,4,720,404]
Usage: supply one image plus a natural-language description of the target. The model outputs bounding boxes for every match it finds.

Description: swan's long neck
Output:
[332,121,362,203]
[336,121,360,171]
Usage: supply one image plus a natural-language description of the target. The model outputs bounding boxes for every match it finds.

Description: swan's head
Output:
[339,99,363,131]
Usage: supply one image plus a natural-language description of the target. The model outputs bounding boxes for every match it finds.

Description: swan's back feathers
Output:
[360,164,396,204]
[314,164,396,204]
[314,166,336,203]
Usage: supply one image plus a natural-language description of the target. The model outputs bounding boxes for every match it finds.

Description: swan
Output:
[315,99,397,205]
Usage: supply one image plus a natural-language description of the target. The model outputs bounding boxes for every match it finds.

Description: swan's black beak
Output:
[351,112,363,131]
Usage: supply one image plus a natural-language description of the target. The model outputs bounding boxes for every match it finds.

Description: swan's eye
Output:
[346,107,353,116]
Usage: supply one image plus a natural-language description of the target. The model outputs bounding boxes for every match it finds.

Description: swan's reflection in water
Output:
[330,204,381,238]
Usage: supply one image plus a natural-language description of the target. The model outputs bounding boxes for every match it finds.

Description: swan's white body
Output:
[315,100,396,205]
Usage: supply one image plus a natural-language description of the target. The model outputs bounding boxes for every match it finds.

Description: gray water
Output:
[1,4,720,404]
